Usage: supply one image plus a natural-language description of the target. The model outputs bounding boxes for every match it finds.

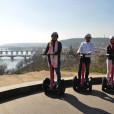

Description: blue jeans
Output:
[48,56,61,83]
[54,63,61,83]
[49,62,61,84]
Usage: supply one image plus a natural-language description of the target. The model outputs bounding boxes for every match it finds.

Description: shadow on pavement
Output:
[90,90,114,103]
[0,91,42,104]
[74,89,114,104]
[44,92,65,100]
[102,89,114,95]
[0,89,112,114]
[44,91,111,114]
[62,93,110,114]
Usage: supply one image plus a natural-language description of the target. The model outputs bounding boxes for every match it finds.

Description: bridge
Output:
[0,50,35,60]
[0,50,34,55]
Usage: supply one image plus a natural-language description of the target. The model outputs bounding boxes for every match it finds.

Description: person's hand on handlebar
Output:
[87,51,91,55]
[77,52,91,55]
[51,52,55,55]
[41,53,46,55]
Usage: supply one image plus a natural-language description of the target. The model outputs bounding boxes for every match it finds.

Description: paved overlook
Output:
[0,85,114,114]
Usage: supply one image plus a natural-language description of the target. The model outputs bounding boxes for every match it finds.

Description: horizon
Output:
[0,37,109,46]
[0,0,114,45]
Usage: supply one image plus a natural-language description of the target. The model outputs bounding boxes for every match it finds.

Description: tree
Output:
[0,64,7,75]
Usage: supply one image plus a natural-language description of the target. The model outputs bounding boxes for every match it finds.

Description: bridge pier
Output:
[21,51,23,54]
[16,51,18,55]
[31,51,33,54]
[26,51,28,54]
[5,51,8,55]
[11,56,14,61]
[24,56,27,60]
[11,51,13,55]
[0,51,3,54]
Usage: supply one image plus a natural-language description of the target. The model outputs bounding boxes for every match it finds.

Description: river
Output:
[0,51,33,70]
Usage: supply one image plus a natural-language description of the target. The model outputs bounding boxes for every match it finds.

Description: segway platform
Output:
[73,76,92,92]
[42,78,65,95]
[102,77,114,91]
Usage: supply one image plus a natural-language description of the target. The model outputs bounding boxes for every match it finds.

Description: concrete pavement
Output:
[0,77,102,101]
[0,85,114,114]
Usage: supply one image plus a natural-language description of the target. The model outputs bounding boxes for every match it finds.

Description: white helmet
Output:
[85,33,92,39]
[109,35,114,40]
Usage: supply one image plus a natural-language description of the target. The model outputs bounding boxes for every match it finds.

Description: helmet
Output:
[51,32,58,38]
[85,33,92,39]
[109,35,114,40]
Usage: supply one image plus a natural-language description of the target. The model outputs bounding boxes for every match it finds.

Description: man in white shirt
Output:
[77,33,94,83]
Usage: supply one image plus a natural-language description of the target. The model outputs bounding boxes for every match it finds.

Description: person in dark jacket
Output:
[106,35,114,82]
[43,32,62,85]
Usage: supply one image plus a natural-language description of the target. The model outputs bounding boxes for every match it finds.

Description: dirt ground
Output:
[0,70,105,87]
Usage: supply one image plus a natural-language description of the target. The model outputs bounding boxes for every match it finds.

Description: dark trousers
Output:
[78,57,91,82]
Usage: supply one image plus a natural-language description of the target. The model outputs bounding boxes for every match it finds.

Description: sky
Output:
[0,0,114,45]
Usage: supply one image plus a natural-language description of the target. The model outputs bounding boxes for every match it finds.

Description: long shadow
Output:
[0,91,43,104]
[73,89,92,95]
[0,90,111,113]
[103,89,114,95]
[45,92,110,114]
[74,89,114,104]
[62,93,110,114]
[90,90,114,103]
[44,92,65,100]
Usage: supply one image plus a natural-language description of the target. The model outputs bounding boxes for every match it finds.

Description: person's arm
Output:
[88,42,94,54]
[55,42,62,55]
[43,43,49,54]
[77,42,83,54]
[106,45,111,54]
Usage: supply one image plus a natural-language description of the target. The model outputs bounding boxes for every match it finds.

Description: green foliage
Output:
[15,45,108,74]
[15,53,48,73]
[61,46,107,74]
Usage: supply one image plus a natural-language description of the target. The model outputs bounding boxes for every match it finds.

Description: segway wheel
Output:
[58,80,65,95]
[102,77,107,91]
[73,76,78,91]
[42,78,50,94]
[88,77,92,92]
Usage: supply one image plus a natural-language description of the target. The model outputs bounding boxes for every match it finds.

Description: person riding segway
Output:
[102,35,114,91]
[73,33,94,91]
[42,32,65,95]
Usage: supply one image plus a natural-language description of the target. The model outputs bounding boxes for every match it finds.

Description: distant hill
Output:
[0,38,109,49]
[61,38,109,48]
[0,43,46,48]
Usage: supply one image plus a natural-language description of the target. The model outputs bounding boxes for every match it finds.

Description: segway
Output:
[42,54,65,95]
[102,54,114,91]
[73,53,92,92]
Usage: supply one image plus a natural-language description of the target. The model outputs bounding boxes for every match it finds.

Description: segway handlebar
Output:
[106,54,114,62]
[41,53,55,56]
[106,54,114,57]
[78,53,91,56]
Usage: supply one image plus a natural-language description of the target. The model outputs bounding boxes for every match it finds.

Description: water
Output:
[0,57,24,70]
[0,51,33,70]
